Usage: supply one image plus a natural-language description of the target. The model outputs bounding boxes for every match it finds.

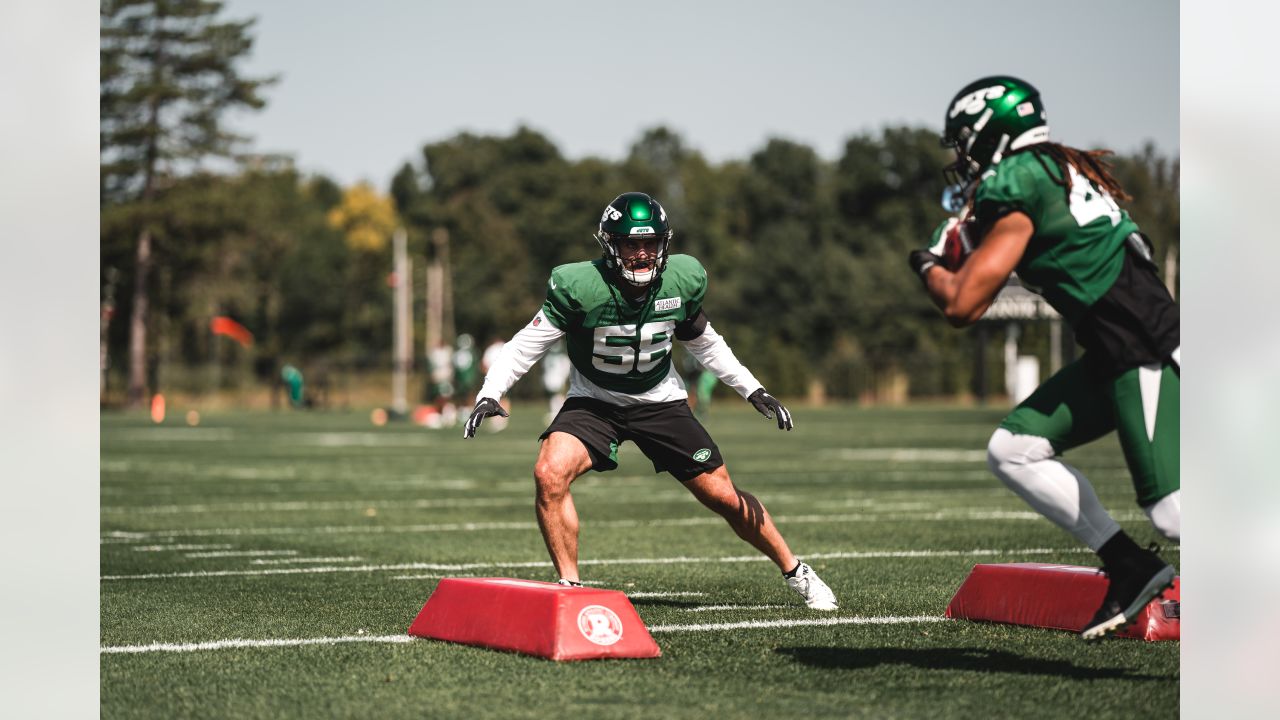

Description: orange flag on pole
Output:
[210,316,254,348]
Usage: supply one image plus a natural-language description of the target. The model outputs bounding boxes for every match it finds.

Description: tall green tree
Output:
[101,0,273,406]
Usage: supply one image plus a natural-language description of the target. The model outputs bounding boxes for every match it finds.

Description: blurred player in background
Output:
[478,336,510,433]
[464,191,837,610]
[453,334,479,405]
[542,339,571,423]
[681,352,719,419]
[425,341,457,427]
[909,77,1180,639]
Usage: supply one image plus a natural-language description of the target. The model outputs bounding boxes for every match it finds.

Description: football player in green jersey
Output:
[464,192,838,610]
[909,77,1180,640]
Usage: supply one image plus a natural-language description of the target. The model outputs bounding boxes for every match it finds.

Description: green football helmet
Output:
[942,76,1050,187]
[593,192,673,287]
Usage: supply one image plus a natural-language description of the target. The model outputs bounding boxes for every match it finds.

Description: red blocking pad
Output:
[408,578,662,661]
[945,563,1180,641]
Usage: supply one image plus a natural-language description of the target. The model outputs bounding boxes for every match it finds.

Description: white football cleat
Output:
[786,562,838,611]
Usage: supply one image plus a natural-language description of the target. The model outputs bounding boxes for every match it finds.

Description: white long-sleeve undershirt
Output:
[476,313,763,405]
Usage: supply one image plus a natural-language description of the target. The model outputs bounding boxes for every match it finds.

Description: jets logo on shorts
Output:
[577,605,623,646]
[692,448,712,462]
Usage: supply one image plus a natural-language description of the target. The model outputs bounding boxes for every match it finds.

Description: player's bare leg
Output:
[684,465,838,609]
[533,432,594,583]
[683,465,796,570]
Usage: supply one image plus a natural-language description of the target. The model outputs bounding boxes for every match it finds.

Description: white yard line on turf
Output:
[101,546,1164,581]
[100,615,946,654]
[647,615,948,632]
[683,605,789,612]
[184,550,299,558]
[819,448,988,462]
[625,591,705,598]
[101,492,694,515]
[250,557,364,565]
[100,509,1147,542]
[131,544,233,552]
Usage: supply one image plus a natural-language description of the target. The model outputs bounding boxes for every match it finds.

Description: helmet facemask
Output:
[595,230,672,287]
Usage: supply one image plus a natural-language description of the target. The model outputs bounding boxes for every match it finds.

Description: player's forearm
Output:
[476,312,565,400]
[924,266,993,327]
[680,323,763,399]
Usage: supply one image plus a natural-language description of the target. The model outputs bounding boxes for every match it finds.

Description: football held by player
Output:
[910,77,1180,640]
[465,192,838,610]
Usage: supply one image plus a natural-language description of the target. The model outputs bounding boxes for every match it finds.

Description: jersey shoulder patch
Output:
[659,254,708,308]
[974,152,1051,229]
[544,261,608,329]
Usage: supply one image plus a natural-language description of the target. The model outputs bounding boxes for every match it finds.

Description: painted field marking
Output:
[648,615,948,633]
[625,591,705,598]
[184,550,299,559]
[100,615,945,655]
[101,491,696,515]
[101,508,1148,542]
[98,545,1177,581]
[819,448,988,463]
[250,557,364,565]
[683,605,788,613]
[131,544,233,552]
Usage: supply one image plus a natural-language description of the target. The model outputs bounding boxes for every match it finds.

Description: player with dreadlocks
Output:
[908,76,1180,640]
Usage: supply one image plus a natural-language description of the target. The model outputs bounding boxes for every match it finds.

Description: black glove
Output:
[908,249,943,281]
[748,388,793,431]
[463,397,509,439]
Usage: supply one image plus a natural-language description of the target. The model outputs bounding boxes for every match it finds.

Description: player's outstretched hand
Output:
[908,249,943,281]
[463,397,509,439]
[748,388,793,431]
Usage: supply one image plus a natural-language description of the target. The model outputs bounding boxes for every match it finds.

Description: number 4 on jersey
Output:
[1067,166,1121,227]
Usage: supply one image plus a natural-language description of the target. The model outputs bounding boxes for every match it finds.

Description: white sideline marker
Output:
[100,615,945,655]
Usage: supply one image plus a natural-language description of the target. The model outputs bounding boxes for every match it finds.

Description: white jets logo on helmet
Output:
[950,85,1007,118]
[630,227,654,235]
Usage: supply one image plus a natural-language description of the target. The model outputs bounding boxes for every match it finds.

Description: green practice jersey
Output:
[540,254,706,395]
[974,150,1141,325]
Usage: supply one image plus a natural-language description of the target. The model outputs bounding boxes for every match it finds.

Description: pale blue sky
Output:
[223,0,1179,187]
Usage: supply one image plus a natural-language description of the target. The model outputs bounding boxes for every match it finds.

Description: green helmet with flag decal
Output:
[942,76,1050,187]
[593,191,674,287]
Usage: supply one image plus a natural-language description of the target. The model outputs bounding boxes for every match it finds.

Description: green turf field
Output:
[101,404,1178,718]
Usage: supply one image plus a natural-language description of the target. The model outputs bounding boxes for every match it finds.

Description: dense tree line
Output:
[101,4,1179,406]
[101,123,1179,404]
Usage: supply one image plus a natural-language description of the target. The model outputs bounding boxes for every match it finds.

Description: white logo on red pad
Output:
[577,605,623,646]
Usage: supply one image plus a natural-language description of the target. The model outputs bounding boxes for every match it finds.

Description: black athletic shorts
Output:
[539,397,724,482]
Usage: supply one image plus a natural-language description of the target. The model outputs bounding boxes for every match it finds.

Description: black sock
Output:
[783,561,802,578]
[1097,530,1143,568]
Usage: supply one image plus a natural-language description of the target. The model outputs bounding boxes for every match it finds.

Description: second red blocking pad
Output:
[945,562,1180,641]
[408,577,662,661]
